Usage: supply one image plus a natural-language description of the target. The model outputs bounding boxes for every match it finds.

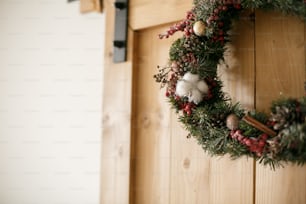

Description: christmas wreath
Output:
[154,0,306,168]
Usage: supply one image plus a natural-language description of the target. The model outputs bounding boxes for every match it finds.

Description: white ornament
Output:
[176,80,192,97]
[197,80,209,94]
[193,21,206,37]
[175,72,209,104]
[189,89,203,104]
[183,72,199,83]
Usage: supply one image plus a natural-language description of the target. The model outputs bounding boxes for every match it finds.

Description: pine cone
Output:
[210,113,226,128]
[266,136,282,159]
[270,106,292,131]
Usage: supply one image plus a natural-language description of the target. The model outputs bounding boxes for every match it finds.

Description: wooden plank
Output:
[255,10,306,204]
[130,11,255,204]
[170,122,211,204]
[100,0,132,203]
[130,26,172,204]
[80,0,102,13]
[129,0,192,30]
[209,11,255,204]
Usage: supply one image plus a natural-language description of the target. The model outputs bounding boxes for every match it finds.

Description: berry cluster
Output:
[182,101,196,116]
[207,1,242,44]
[169,95,196,116]
[159,10,195,39]
[231,130,268,156]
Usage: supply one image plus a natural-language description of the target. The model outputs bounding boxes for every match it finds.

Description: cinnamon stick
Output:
[242,115,277,137]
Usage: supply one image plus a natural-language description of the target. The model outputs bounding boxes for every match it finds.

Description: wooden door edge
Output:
[101,0,134,203]
[80,0,103,13]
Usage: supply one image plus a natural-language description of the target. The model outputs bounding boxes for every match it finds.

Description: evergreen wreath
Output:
[154,0,306,169]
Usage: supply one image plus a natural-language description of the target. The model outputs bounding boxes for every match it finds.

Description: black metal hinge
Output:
[113,0,128,63]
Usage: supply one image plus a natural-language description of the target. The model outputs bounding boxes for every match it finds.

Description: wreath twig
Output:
[154,0,306,169]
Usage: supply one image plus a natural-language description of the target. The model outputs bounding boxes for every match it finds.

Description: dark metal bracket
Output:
[113,0,128,63]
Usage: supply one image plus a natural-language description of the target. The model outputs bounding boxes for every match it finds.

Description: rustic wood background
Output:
[101,1,306,203]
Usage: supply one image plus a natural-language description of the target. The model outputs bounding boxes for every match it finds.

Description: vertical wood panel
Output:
[101,0,132,203]
[131,11,255,204]
[130,27,172,204]
[255,11,306,204]
[170,105,211,203]
[210,11,255,204]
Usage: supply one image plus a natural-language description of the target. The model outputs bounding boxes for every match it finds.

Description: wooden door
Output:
[101,1,306,203]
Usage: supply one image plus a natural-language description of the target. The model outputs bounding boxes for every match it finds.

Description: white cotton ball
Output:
[176,80,192,97]
[189,89,203,104]
[197,80,209,94]
[183,72,199,84]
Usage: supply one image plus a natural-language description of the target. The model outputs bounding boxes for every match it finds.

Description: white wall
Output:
[0,1,104,204]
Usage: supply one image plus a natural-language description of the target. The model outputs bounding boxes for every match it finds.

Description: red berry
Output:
[237,134,244,141]
[244,139,251,146]
[207,92,213,99]
[234,4,241,9]
[184,104,191,110]
[236,130,242,134]
[230,131,236,138]
[249,145,257,152]
[258,140,266,147]
[261,134,268,141]
[219,36,224,41]
[232,134,238,139]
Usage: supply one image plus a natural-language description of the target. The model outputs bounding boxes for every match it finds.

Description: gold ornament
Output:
[193,21,206,36]
[226,114,239,130]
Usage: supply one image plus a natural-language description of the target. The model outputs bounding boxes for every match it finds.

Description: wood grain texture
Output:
[210,11,255,204]
[80,0,102,13]
[131,11,255,204]
[255,11,306,204]
[101,0,132,203]
[130,26,172,204]
[170,121,211,204]
[101,1,306,203]
[129,0,192,30]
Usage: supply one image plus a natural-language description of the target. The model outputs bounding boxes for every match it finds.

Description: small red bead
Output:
[258,140,266,147]
[244,139,251,146]
[261,134,268,141]
[237,134,244,141]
